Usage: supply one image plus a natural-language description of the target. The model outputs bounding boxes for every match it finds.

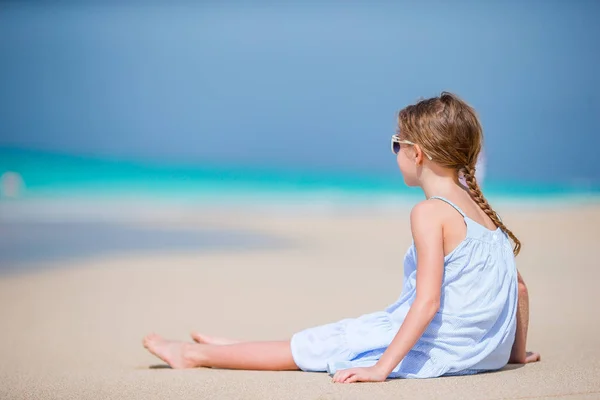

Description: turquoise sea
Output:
[1,147,599,207]
[1,3,599,208]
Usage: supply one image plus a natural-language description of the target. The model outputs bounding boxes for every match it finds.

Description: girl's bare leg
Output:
[509,271,541,364]
[154,272,543,370]
[143,334,299,370]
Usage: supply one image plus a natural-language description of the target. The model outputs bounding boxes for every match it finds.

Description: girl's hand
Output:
[332,366,388,383]
[525,351,541,363]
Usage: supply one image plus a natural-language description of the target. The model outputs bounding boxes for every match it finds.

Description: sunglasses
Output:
[391,135,433,160]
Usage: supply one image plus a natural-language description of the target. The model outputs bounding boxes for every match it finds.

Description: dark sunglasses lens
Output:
[393,142,400,154]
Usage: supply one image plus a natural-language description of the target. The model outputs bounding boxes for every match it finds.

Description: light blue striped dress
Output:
[290,196,518,379]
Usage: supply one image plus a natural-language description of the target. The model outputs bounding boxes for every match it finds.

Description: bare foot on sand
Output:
[509,351,541,364]
[143,333,205,369]
[191,331,240,345]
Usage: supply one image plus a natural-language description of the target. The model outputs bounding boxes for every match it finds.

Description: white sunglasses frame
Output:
[391,135,433,160]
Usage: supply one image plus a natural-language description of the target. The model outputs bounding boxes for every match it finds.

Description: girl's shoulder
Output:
[409,199,447,234]
[410,199,456,223]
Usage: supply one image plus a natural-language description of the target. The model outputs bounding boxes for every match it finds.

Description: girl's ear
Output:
[414,144,424,165]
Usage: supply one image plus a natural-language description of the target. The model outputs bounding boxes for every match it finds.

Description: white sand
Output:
[1,202,599,399]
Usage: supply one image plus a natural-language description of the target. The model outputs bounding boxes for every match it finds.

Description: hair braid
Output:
[463,166,522,256]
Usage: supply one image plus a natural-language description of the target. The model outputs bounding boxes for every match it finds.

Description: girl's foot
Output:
[190,331,240,345]
[509,351,541,364]
[143,333,206,369]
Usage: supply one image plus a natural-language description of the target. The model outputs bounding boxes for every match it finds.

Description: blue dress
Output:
[290,196,518,379]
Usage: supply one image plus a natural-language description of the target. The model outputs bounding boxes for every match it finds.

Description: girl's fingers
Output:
[525,351,541,363]
[333,371,345,382]
[333,369,352,383]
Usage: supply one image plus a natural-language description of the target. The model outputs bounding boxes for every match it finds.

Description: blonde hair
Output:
[398,92,521,256]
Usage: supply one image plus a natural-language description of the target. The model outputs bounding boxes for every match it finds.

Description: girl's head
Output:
[394,92,482,184]
[393,92,521,255]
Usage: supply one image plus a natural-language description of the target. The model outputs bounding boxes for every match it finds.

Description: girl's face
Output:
[392,135,421,187]
[396,144,419,187]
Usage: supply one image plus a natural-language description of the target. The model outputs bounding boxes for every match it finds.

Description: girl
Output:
[143,92,539,383]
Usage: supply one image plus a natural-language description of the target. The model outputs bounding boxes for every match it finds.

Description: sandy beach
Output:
[1,200,599,399]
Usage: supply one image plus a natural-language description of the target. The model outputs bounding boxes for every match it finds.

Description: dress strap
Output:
[429,196,467,218]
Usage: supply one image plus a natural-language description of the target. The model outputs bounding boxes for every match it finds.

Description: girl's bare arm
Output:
[509,271,540,364]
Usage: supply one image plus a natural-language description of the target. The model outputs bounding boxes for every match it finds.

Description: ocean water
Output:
[1,147,598,208]
[1,2,599,193]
